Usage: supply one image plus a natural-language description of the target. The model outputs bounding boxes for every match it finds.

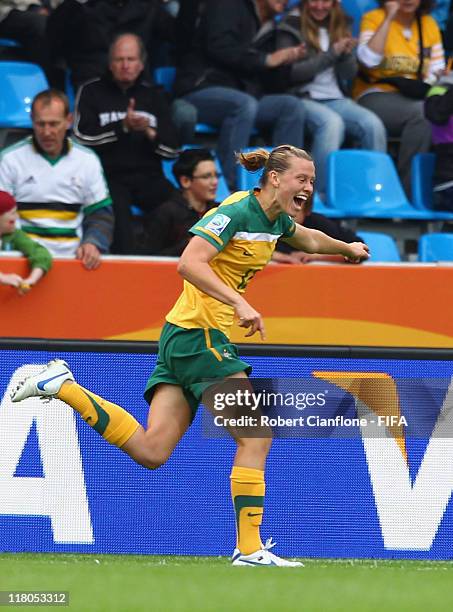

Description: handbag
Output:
[374,76,430,99]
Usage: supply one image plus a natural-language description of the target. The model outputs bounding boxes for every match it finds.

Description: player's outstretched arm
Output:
[177,237,265,339]
[283,223,370,263]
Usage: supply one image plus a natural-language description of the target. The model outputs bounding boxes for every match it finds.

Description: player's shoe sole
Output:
[11,359,75,402]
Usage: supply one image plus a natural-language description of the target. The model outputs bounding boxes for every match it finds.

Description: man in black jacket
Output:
[47,0,174,91]
[174,0,306,190]
[74,32,180,254]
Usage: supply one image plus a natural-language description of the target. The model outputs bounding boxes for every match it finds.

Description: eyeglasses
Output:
[191,172,221,181]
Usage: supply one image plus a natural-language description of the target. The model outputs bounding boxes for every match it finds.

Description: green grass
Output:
[1,554,453,612]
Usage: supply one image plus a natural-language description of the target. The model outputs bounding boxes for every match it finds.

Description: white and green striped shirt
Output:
[0,136,112,257]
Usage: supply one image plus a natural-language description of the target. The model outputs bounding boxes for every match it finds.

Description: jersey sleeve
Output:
[189,207,240,251]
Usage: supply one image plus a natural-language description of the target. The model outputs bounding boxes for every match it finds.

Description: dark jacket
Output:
[277,11,357,97]
[146,190,215,256]
[48,0,175,89]
[174,0,290,98]
[73,72,179,176]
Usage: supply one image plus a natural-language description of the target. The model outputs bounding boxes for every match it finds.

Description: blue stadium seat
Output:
[153,66,217,135]
[418,233,453,262]
[0,61,48,129]
[236,161,262,191]
[312,193,343,218]
[411,153,453,221]
[327,150,435,219]
[153,66,176,93]
[356,231,401,262]
[341,0,378,35]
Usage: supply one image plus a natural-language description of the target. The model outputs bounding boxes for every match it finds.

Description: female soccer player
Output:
[12,145,369,566]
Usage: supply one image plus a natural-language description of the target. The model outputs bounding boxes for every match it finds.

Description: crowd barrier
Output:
[1,340,453,559]
[1,256,453,347]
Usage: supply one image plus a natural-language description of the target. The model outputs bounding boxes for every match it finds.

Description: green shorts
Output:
[144,322,252,421]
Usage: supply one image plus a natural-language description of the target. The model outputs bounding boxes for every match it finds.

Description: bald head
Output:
[109,34,146,87]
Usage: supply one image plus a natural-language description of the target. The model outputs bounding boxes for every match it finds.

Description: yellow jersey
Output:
[166,189,296,337]
[353,9,444,99]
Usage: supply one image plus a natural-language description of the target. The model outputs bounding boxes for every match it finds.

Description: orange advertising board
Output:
[1,256,453,347]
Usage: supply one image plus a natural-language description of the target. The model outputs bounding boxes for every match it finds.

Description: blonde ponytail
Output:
[236,145,312,186]
[236,148,271,172]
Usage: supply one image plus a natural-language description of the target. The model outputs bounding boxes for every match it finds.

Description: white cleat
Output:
[11,359,75,402]
[232,538,304,567]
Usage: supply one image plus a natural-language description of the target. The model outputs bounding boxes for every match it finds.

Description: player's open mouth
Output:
[293,195,307,208]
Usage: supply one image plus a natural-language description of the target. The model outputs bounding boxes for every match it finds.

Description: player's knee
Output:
[139,448,171,470]
[237,436,272,457]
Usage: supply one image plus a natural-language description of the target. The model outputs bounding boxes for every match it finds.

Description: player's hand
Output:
[76,243,102,270]
[344,242,370,263]
[235,300,266,340]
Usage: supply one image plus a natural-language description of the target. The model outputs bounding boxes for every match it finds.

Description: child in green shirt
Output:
[0,190,52,294]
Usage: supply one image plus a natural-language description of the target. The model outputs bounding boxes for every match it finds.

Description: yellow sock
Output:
[230,466,265,555]
[57,381,140,447]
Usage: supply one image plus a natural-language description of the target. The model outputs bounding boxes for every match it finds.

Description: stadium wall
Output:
[1,256,453,347]
[1,340,453,560]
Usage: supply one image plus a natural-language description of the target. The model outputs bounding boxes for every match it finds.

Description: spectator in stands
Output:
[47,0,195,142]
[273,190,364,263]
[0,0,54,83]
[48,0,174,91]
[354,0,444,196]
[0,89,113,270]
[425,72,453,210]
[174,0,307,189]
[0,190,52,293]
[276,0,387,200]
[146,148,217,256]
[74,33,180,254]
